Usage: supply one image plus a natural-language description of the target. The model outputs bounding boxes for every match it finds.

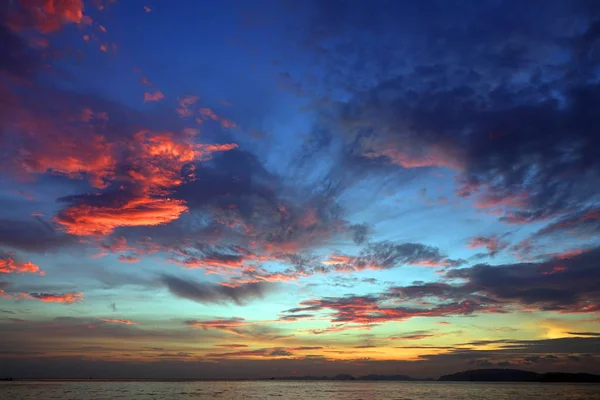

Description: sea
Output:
[1,380,600,400]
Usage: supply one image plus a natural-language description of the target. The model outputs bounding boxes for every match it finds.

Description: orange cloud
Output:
[220,118,237,128]
[29,37,50,48]
[0,253,43,275]
[467,236,507,253]
[50,129,237,236]
[214,344,248,348]
[118,255,140,263]
[364,145,462,170]
[144,90,165,102]
[552,249,589,260]
[474,193,528,209]
[144,5,152,12]
[55,195,188,236]
[12,108,117,188]
[140,76,153,86]
[99,318,137,325]
[542,266,567,275]
[127,130,236,190]
[29,292,83,304]
[185,318,250,335]
[199,108,218,121]
[9,0,85,33]
[177,95,198,117]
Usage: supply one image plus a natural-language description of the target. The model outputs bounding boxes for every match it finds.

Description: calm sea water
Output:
[1,381,600,400]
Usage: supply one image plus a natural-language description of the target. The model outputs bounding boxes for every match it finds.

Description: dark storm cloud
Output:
[284,294,500,327]
[284,245,600,329]
[159,274,273,305]
[446,246,600,312]
[0,218,75,253]
[534,206,600,238]
[567,332,600,337]
[289,0,600,227]
[327,241,465,272]
[174,149,278,215]
[0,22,40,79]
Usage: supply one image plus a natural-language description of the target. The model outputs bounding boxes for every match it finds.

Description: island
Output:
[438,369,600,383]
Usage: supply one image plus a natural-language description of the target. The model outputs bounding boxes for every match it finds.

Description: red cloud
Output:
[287,296,499,328]
[552,249,590,260]
[177,95,198,117]
[185,318,249,335]
[144,90,164,102]
[363,143,463,170]
[388,334,434,340]
[205,348,297,358]
[220,118,237,128]
[0,252,44,275]
[49,129,237,236]
[8,0,85,33]
[118,255,140,263]
[199,108,218,120]
[55,195,188,236]
[467,235,509,253]
[214,344,248,349]
[9,103,117,188]
[542,266,567,275]
[29,292,83,304]
[474,192,527,209]
[99,318,137,325]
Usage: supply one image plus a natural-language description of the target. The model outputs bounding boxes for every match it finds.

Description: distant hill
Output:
[265,369,600,383]
[439,369,600,383]
[267,374,434,381]
[332,374,355,380]
[357,374,414,381]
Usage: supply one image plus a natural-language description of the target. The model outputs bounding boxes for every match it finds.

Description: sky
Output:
[0,0,600,379]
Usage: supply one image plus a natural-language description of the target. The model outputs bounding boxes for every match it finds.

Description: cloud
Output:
[388,331,435,341]
[567,332,600,337]
[205,347,294,358]
[467,235,509,256]
[55,191,189,236]
[0,251,43,275]
[284,294,499,328]
[184,317,249,334]
[535,207,600,239]
[214,344,248,349]
[323,241,465,272]
[144,90,164,102]
[446,246,600,313]
[6,0,85,33]
[117,255,140,263]
[160,274,273,305]
[184,317,290,340]
[0,23,42,79]
[99,318,137,325]
[28,292,83,304]
[294,0,600,229]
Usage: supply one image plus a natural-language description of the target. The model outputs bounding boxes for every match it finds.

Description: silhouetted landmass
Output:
[333,374,355,380]
[267,376,330,381]
[357,374,414,381]
[267,374,429,381]
[438,369,600,382]
[268,369,600,382]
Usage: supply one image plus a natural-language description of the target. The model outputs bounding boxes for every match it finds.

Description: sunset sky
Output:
[1,0,599,379]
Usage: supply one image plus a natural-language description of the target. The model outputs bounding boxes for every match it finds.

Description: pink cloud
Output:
[144,90,165,102]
